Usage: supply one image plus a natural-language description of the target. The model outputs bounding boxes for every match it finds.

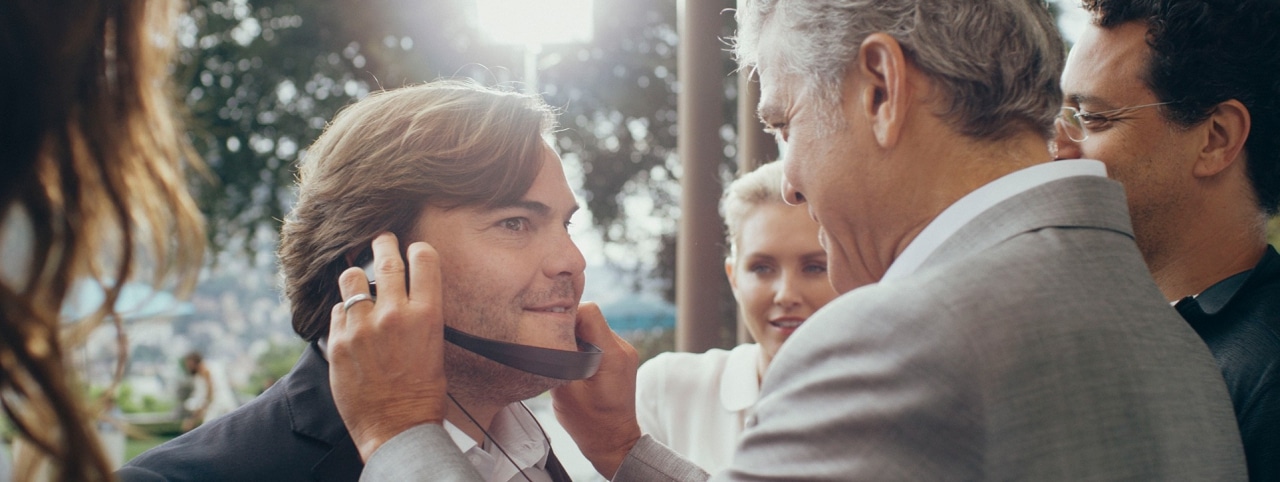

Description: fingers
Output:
[331,266,373,345]
[405,242,442,318]
[370,232,406,304]
[552,303,642,478]
[574,302,608,341]
[328,235,450,461]
[576,302,638,368]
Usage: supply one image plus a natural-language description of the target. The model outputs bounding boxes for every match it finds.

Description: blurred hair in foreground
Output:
[0,0,205,479]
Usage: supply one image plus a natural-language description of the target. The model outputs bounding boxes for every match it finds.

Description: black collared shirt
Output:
[1176,245,1280,482]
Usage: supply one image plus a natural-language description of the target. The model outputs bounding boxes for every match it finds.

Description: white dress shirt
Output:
[318,339,552,482]
[442,403,554,482]
[883,160,1107,281]
[635,343,762,474]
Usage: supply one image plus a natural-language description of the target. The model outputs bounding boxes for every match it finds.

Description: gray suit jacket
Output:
[369,175,1247,481]
[616,175,1245,481]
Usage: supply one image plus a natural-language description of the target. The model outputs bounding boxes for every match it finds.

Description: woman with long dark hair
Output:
[1,1,205,479]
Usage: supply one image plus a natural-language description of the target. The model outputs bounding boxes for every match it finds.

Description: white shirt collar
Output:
[881,160,1108,282]
[442,402,552,482]
[314,339,550,481]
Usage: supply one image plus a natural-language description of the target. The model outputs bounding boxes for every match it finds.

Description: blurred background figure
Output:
[0,0,205,480]
[178,352,239,432]
[634,160,839,472]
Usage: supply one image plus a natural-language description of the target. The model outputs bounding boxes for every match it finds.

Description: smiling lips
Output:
[769,317,805,330]
[529,306,570,313]
[526,301,575,314]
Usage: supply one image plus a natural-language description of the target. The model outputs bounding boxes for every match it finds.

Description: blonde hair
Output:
[279,80,557,341]
[0,0,205,480]
[722,160,789,259]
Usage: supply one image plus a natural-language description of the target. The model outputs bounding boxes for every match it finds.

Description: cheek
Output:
[735,277,774,317]
[800,277,838,306]
[824,255,864,294]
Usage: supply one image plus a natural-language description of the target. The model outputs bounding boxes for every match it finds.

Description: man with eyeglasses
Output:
[1052,1,1279,480]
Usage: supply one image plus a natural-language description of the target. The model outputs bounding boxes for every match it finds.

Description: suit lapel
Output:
[284,343,364,481]
[919,175,1134,273]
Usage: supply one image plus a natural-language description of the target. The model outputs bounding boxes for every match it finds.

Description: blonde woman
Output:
[634,161,839,472]
[1,0,204,480]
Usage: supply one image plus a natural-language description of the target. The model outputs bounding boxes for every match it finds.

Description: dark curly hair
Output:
[1083,0,1280,214]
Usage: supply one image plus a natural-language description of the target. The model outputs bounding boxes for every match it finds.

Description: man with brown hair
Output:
[120,80,585,482]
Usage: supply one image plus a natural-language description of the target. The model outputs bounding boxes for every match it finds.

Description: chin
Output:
[444,346,568,405]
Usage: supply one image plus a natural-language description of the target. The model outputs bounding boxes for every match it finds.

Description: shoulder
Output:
[771,225,1181,386]
[1215,277,1280,412]
[122,368,350,480]
[1222,268,1280,347]
[638,347,738,391]
[123,390,279,475]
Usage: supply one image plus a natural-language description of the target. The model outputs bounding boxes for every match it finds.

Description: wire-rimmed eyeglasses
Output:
[1056,101,1175,142]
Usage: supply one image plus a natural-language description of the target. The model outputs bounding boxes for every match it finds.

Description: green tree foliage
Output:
[1269,217,1280,248]
[179,0,742,349]
[114,383,174,414]
[179,0,409,253]
[249,341,305,396]
[180,0,738,265]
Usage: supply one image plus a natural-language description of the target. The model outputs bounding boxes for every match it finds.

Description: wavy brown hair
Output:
[279,80,556,342]
[0,0,205,480]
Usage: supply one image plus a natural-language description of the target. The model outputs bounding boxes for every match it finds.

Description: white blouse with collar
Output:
[635,343,762,474]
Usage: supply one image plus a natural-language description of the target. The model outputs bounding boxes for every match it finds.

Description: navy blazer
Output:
[119,342,573,481]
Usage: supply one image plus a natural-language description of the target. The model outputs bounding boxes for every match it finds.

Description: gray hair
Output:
[722,160,790,259]
[734,0,1065,140]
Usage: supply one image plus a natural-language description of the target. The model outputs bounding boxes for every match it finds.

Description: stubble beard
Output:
[441,279,577,407]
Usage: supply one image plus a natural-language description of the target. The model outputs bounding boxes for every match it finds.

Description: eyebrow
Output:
[757,102,783,126]
[1066,93,1115,110]
[492,200,551,216]
[742,252,777,262]
[491,200,580,220]
[800,251,828,261]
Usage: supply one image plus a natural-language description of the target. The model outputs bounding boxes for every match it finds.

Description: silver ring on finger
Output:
[342,293,374,313]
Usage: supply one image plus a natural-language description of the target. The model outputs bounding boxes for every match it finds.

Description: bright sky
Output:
[1054,0,1090,44]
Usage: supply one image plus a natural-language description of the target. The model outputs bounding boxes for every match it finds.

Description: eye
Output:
[1076,112,1112,130]
[764,122,789,143]
[749,263,775,275]
[500,218,530,232]
[803,262,827,274]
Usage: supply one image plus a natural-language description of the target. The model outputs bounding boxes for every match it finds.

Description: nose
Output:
[1050,122,1083,160]
[772,270,803,308]
[782,177,806,206]
[545,229,587,279]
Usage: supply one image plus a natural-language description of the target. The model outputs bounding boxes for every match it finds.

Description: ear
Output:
[1193,99,1251,178]
[725,257,739,293]
[343,246,370,268]
[846,32,911,148]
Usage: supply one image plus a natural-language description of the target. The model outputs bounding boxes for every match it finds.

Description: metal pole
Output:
[676,0,730,353]
[736,70,778,175]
